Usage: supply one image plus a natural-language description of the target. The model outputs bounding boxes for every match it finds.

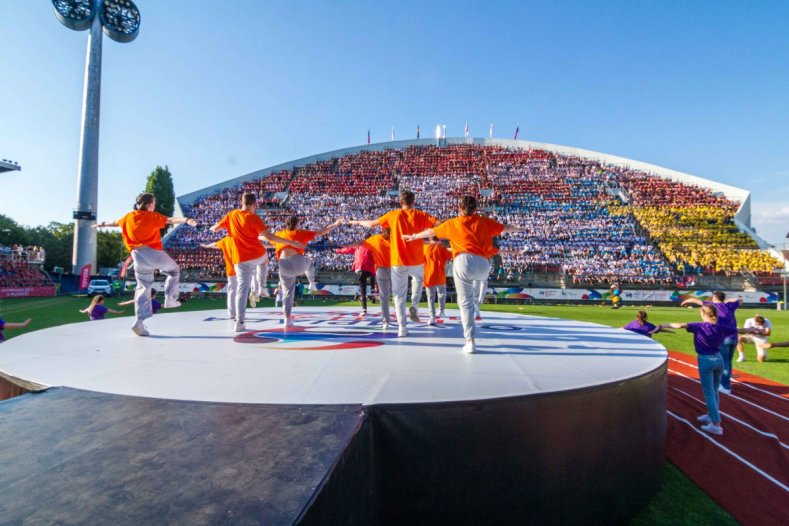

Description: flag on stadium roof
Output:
[514,125,520,140]
[392,127,395,141]
[416,124,420,139]
[489,122,493,138]
[465,122,469,138]
[367,129,370,144]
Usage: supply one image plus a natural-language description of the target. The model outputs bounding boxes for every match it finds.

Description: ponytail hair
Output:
[701,304,718,323]
[285,215,300,231]
[135,193,155,211]
[636,310,648,324]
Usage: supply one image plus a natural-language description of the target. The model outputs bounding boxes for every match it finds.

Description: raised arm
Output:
[167,217,197,227]
[259,230,306,250]
[501,224,526,234]
[3,319,32,329]
[680,298,703,307]
[347,219,380,229]
[95,220,119,228]
[200,242,220,250]
[402,228,435,242]
[314,218,345,237]
[657,322,688,330]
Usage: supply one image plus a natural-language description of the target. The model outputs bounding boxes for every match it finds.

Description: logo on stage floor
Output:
[234,325,398,350]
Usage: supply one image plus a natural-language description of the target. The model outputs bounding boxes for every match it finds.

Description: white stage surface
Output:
[0,307,666,404]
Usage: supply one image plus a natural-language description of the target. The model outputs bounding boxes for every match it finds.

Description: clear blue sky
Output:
[1,1,788,245]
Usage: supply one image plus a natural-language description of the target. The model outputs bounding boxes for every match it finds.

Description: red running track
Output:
[666,351,789,526]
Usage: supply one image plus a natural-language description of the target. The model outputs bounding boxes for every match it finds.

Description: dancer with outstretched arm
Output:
[97,192,196,336]
[340,227,393,328]
[403,196,524,353]
[211,192,304,332]
[423,237,452,325]
[0,317,32,343]
[272,215,344,327]
[200,237,239,320]
[349,190,436,337]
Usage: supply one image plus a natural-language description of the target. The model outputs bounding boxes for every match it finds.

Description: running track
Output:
[666,351,788,526]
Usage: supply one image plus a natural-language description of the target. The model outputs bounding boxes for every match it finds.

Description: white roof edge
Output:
[177,137,750,206]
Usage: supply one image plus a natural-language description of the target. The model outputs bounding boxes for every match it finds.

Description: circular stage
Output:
[0,307,666,404]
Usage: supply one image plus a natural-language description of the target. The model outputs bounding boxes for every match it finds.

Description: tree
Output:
[97,230,128,269]
[0,214,28,246]
[144,165,175,218]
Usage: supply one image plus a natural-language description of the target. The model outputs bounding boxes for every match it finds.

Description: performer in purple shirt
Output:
[658,304,756,436]
[119,289,161,315]
[682,291,741,394]
[0,317,32,343]
[621,311,671,338]
[80,295,123,321]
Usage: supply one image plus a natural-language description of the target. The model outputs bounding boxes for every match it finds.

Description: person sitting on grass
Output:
[80,295,123,321]
[0,317,32,343]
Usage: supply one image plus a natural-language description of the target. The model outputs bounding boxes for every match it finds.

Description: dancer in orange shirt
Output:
[349,191,436,337]
[200,237,239,320]
[342,227,393,329]
[272,215,344,327]
[97,192,197,336]
[404,196,524,353]
[211,192,304,332]
[423,238,452,325]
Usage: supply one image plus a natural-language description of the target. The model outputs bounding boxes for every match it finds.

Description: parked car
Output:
[87,279,112,296]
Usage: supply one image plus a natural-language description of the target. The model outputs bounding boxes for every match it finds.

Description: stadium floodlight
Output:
[52,0,140,275]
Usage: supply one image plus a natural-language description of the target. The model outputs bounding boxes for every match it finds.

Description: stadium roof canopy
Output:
[0,158,21,173]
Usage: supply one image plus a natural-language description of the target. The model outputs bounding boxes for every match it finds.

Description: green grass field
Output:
[3,295,787,525]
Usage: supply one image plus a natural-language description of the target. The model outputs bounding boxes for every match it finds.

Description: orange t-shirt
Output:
[431,215,504,258]
[118,210,167,251]
[217,209,267,263]
[215,237,237,277]
[423,243,453,287]
[273,229,316,260]
[362,234,391,269]
[377,208,436,266]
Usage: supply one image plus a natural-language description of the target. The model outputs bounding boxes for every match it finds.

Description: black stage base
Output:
[0,365,666,525]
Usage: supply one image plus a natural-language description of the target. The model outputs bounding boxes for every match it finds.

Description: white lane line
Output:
[668,356,789,403]
[667,410,789,492]
[671,387,789,450]
[669,368,789,423]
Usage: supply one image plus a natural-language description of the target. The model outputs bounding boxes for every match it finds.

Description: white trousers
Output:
[131,246,180,323]
[278,255,316,317]
[472,278,487,316]
[234,255,267,323]
[249,255,270,296]
[226,275,238,318]
[391,265,424,328]
[425,284,447,317]
[376,267,392,323]
[454,254,491,342]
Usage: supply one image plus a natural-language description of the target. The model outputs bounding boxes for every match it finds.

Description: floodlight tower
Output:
[52,0,140,274]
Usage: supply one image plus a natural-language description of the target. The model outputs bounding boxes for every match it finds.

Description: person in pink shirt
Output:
[336,243,376,316]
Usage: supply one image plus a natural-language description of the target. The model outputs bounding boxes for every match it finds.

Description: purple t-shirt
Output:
[704,300,740,337]
[90,305,108,321]
[686,322,726,355]
[623,320,656,338]
[0,318,5,342]
[152,299,162,314]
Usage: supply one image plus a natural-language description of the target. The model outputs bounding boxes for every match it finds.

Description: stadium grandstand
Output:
[164,138,786,289]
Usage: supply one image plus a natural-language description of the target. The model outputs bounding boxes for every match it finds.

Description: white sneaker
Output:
[360,309,367,317]
[234,322,246,333]
[284,317,295,328]
[718,386,731,395]
[438,311,446,318]
[701,423,723,435]
[398,326,408,338]
[248,293,257,308]
[697,414,711,424]
[409,306,419,322]
[463,340,477,354]
[736,353,745,363]
[259,289,270,298]
[382,321,391,330]
[163,300,182,309]
[131,321,149,337]
[428,316,437,326]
